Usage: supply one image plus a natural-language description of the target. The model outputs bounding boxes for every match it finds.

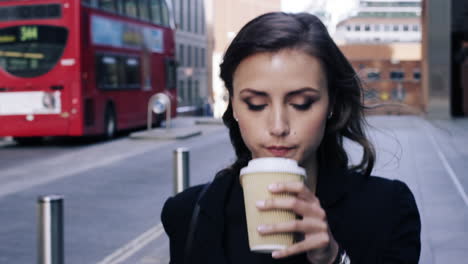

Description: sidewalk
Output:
[125,115,468,264]
[363,115,468,264]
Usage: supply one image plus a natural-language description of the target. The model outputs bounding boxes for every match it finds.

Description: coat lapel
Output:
[316,165,351,209]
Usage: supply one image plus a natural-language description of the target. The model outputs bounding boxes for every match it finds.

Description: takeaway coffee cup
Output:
[240,157,306,253]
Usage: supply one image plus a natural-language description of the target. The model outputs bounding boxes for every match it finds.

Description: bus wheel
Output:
[104,108,116,139]
[13,137,43,145]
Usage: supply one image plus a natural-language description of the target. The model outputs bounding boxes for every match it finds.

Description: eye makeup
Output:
[242,97,267,111]
[289,96,317,111]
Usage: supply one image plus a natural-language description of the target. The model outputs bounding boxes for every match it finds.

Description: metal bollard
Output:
[173,148,190,194]
[37,195,64,264]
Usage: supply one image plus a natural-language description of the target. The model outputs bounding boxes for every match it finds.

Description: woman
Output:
[161,12,421,264]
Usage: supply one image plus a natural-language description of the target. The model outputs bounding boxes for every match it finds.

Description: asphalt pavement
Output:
[0,115,467,264]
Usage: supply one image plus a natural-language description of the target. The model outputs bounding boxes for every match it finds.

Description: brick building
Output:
[340,43,423,114]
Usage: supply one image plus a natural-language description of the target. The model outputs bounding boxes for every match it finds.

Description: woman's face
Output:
[232,49,329,164]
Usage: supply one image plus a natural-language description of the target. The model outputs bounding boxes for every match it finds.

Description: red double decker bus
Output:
[0,0,177,143]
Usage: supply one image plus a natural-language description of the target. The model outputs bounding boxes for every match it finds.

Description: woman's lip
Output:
[266,147,294,157]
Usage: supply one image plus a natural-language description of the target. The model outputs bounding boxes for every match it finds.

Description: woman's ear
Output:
[233,110,239,122]
[231,98,239,122]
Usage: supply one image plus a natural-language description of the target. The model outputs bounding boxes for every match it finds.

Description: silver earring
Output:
[328,112,333,119]
[234,117,238,122]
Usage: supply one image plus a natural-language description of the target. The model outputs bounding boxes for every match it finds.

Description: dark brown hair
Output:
[220,12,375,177]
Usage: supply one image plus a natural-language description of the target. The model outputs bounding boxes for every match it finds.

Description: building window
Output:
[365,24,371,31]
[194,80,200,105]
[393,25,399,31]
[201,48,205,67]
[403,25,409,31]
[346,25,351,31]
[367,70,381,81]
[179,0,183,30]
[194,47,199,67]
[187,78,193,105]
[384,24,391,31]
[355,25,361,31]
[364,89,378,100]
[201,0,205,34]
[412,24,419,31]
[187,0,191,32]
[187,45,192,67]
[179,80,185,105]
[390,70,405,81]
[194,0,198,33]
[179,44,184,67]
[413,70,421,81]
[374,24,380,31]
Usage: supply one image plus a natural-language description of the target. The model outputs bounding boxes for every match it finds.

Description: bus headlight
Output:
[42,92,56,109]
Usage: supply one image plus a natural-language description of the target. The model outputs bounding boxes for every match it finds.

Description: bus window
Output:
[0,4,62,21]
[150,0,162,25]
[98,0,117,13]
[161,0,170,26]
[123,57,141,88]
[96,54,119,89]
[123,0,139,18]
[138,0,150,21]
[0,25,68,78]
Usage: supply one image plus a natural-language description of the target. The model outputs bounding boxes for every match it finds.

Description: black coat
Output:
[161,167,421,264]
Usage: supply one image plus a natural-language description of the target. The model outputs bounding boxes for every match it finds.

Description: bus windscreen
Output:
[0,25,68,78]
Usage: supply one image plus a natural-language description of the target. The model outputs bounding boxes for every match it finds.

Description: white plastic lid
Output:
[240,157,306,177]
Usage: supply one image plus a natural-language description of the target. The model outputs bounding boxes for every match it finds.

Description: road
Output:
[0,122,233,264]
[1,116,467,264]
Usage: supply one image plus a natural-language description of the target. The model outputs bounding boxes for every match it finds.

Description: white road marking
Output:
[423,120,468,207]
[96,223,165,264]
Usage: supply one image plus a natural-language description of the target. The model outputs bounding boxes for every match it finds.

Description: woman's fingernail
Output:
[257,225,268,232]
[268,183,278,191]
[256,200,265,207]
[272,251,281,258]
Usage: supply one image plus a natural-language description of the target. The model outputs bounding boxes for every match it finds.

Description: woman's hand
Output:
[256,181,339,264]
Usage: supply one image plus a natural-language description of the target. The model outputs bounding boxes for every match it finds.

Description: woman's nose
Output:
[268,107,290,137]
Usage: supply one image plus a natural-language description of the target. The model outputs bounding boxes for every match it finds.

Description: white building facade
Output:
[335,0,421,44]
[171,0,210,115]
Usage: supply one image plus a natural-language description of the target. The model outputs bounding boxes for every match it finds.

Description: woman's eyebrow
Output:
[239,87,320,97]
[286,87,320,97]
[239,88,268,96]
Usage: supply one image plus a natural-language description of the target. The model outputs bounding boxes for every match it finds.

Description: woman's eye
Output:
[247,102,267,111]
[291,99,314,111]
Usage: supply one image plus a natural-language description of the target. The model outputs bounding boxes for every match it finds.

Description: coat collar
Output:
[192,166,351,263]
[316,165,351,208]
[198,165,352,215]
